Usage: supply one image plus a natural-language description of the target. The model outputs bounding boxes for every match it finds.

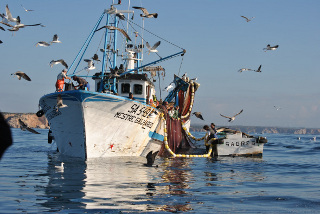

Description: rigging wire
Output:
[178,54,185,76]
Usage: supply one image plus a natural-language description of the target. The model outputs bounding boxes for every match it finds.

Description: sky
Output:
[1,0,320,128]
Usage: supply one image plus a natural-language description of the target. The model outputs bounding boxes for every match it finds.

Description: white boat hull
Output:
[39,91,164,159]
[213,132,266,156]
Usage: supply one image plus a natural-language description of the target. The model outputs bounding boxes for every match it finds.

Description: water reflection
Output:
[39,152,267,212]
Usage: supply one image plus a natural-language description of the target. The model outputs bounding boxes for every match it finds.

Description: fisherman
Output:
[129,92,135,100]
[203,125,217,153]
[72,75,90,91]
[210,123,218,139]
[56,69,71,92]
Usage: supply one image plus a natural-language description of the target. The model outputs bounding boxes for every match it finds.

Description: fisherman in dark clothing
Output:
[72,75,90,91]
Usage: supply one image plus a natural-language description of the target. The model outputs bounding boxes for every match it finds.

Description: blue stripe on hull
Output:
[149,131,164,141]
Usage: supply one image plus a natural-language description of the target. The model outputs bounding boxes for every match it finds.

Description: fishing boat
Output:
[210,128,267,157]
[38,1,196,159]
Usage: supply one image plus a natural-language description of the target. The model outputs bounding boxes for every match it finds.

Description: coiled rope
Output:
[160,113,212,158]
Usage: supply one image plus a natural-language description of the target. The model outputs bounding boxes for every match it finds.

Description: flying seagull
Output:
[95,25,131,41]
[35,41,50,47]
[21,5,34,12]
[92,53,101,62]
[274,106,281,110]
[220,109,243,122]
[238,68,253,73]
[50,59,68,69]
[263,44,279,52]
[11,71,31,81]
[241,16,255,22]
[55,95,68,112]
[193,112,204,120]
[254,65,262,72]
[1,17,41,31]
[163,82,175,91]
[5,4,18,23]
[51,34,61,44]
[146,41,160,54]
[144,151,159,167]
[84,59,96,71]
[132,6,158,18]
[18,119,40,134]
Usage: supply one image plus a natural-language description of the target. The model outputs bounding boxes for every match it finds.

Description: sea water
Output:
[0,129,319,213]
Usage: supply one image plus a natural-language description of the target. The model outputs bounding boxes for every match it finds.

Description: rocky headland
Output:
[2,112,320,135]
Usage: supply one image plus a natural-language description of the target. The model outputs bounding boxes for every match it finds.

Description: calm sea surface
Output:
[0,129,319,213]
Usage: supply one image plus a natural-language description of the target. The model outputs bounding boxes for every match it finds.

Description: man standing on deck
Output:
[56,69,71,92]
[72,75,90,91]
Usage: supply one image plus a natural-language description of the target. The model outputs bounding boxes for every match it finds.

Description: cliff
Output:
[3,112,49,129]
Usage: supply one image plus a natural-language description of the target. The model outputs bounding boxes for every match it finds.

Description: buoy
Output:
[36,110,44,117]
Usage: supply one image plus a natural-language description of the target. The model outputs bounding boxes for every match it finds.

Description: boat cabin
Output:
[92,72,157,104]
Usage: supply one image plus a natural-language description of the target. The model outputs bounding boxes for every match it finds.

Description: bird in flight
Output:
[84,59,96,71]
[132,6,158,18]
[146,41,161,54]
[19,119,40,134]
[55,95,68,112]
[193,112,204,120]
[274,106,281,110]
[163,82,175,91]
[92,54,101,62]
[5,4,18,23]
[220,109,243,122]
[238,68,253,73]
[254,65,262,72]
[21,5,34,12]
[241,16,255,22]
[95,25,131,41]
[11,71,31,81]
[0,16,41,32]
[263,44,279,52]
[35,41,50,47]
[51,34,61,44]
[50,59,68,69]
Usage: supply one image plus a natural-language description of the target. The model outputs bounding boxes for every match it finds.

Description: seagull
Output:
[220,109,243,122]
[0,25,5,31]
[35,41,50,47]
[263,44,279,52]
[5,4,18,23]
[146,41,160,54]
[144,151,159,167]
[55,94,68,112]
[274,106,281,110]
[51,34,61,44]
[84,59,96,70]
[132,6,158,18]
[18,119,40,134]
[95,25,131,41]
[21,5,34,12]
[254,65,262,72]
[163,82,175,91]
[92,53,101,62]
[193,112,204,120]
[1,17,41,31]
[11,71,31,81]
[50,59,68,69]
[241,16,255,22]
[238,68,253,72]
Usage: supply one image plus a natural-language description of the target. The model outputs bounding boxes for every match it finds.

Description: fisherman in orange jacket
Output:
[55,69,71,92]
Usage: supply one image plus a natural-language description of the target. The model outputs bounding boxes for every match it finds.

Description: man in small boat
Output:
[56,69,71,92]
[72,75,90,91]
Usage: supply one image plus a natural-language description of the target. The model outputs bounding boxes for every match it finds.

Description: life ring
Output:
[36,110,44,117]
[104,83,110,91]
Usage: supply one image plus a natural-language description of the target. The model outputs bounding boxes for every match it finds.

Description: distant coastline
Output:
[3,112,320,135]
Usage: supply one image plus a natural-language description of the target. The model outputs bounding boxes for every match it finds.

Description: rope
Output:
[181,120,206,141]
[160,113,212,158]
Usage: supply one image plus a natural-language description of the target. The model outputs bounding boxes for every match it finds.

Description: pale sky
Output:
[1,0,320,128]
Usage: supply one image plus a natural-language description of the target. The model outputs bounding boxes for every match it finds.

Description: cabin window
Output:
[121,83,130,94]
[134,84,143,95]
